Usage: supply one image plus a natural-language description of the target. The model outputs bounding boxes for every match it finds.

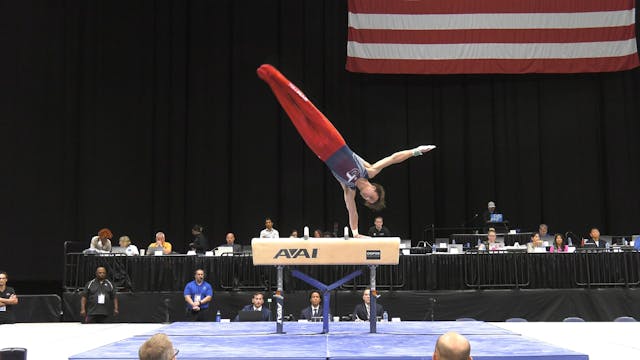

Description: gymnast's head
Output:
[362,182,386,211]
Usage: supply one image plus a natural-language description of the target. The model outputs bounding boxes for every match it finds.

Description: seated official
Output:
[583,227,607,248]
[353,289,384,321]
[368,216,391,237]
[118,235,139,256]
[218,232,242,253]
[234,292,271,321]
[89,228,113,252]
[550,233,568,252]
[479,228,503,251]
[147,231,172,255]
[299,290,323,321]
[526,232,544,252]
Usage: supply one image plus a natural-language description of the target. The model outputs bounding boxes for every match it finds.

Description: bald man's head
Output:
[433,332,472,360]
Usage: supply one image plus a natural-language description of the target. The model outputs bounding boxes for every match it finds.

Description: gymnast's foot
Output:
[413,145,436,156]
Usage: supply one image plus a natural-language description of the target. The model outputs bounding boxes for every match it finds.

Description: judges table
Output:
[64,250,640,292]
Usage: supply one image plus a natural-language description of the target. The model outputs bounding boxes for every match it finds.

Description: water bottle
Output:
[215,310,221,322]
[452,239,456,245]
[383,311,389,322]
[567,237,573,246]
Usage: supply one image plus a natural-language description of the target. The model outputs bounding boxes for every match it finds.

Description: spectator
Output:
[260,218,279,238]
[119,235,139,256]
[138,333,178,360]
[234,292,271,321]
[184,269,213,321]
[432,331,472,360]
[368,216,391,237]
[189,224,209,254]
[90,228,113,252]
[0,271,18,324]
[353,289,384,321]
[148,232,172,255]
[80,266,118,323]
[290,229,299,238]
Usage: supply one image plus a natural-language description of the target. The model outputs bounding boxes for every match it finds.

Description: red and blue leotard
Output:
[257,64,368,188]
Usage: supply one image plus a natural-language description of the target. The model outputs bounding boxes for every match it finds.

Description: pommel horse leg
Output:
[274,265,285,334]
[369,265,377,333]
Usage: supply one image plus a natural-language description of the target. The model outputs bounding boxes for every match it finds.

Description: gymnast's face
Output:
[360,186,378,204]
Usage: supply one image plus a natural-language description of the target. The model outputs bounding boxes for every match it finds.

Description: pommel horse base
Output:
[252,237,400,334]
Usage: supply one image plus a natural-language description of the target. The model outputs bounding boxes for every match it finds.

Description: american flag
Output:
[346,0,640,74]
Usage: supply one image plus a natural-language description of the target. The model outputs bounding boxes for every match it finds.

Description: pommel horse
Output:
[252,237,400,334]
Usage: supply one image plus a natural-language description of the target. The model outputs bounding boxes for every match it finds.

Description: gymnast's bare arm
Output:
[342,183,365,238]
[365,145,436,179]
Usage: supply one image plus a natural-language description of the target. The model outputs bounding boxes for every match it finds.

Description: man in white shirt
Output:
[259,218,279,238]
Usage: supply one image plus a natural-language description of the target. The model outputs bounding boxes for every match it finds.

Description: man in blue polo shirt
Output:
[184,269,213,321]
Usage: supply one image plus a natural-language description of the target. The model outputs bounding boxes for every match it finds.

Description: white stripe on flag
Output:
[347,39,638,60]
[348,10,635,30]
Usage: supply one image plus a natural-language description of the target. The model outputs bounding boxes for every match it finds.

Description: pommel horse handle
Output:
[251,237,400,265]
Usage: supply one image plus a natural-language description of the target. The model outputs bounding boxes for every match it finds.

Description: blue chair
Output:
[562,317,585,322]
[506,317,528,322]
[456,317,477,321]
[614,316,637,322]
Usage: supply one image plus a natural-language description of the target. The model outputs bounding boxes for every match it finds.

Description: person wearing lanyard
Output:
[80,266,118,323]
[184,269,213,321]
[0,271,18,324]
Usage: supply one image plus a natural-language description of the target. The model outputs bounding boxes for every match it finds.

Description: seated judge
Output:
[368,216,391,237]
[234,292,271,321]
[89,228,113,252]
[583,227,606,248]
[299,290,323,321]
[353,289,384,321]
[550,233,569,253]
[218,232,242,253]
[526,232,544,252]
[483,228,502,251]
[147,231,172,255]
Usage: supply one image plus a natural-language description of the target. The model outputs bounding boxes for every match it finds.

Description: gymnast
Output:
[257,64,435,237]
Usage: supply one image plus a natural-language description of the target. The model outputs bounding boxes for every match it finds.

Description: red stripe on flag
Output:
[348,25,637,44]
[346,55,640,74]
[348,0,634,15]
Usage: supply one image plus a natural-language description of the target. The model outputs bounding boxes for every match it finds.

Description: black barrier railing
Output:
[64,251,640,292]
[463,251,530,289]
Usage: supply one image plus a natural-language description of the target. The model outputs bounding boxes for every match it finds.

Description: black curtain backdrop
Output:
[1,1,639,282]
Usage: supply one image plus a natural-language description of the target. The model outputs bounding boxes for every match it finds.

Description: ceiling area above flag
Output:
[346,0,640,74]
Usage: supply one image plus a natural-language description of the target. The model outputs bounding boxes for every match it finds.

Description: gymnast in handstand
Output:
[257,64,435,237]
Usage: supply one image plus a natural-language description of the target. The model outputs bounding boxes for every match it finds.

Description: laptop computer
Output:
[214,246,234,256]
[238,310,265,322]
[489,214,503,222]
[110,246,127,254]
[399,240,412,249]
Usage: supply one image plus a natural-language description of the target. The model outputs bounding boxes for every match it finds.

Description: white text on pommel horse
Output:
[272,248,319,259]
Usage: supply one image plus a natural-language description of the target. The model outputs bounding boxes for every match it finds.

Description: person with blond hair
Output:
[138,333,178,360]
